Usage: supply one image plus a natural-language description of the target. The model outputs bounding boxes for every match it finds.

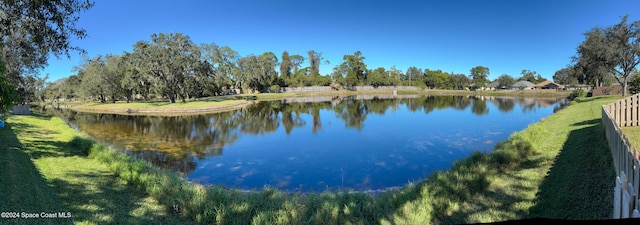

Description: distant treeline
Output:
[43,33,555,103]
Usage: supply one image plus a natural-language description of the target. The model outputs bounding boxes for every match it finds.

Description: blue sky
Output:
[42,0,640,82]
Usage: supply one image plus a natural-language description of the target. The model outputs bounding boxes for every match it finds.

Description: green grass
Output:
[435,95,620,223]
[70,97,249,115]
[0,114,195,225]
[3,95,618,224]
[621,126,640,148]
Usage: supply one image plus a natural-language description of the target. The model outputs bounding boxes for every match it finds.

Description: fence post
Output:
[625,98,630,126]
[616,175,622,219]
[625,189,632,218]
[617,101,622,126]
[636,94,640,126]
[628,95,638,127]
[636,157,640,212]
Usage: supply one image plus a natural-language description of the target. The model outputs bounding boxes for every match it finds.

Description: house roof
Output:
[512,80,536,88]
[535,80,563,88]
[486,81,500,88]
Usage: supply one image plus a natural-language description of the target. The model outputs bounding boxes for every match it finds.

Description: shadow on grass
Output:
[0,120,73,225]
[11,120,91,159]
[199,95,248,102]
[435,152,547,225]
[528,118,614,219]
[575,96,617,103]
[571,119,602,127]
[17,111,53,120]
[1,115,195,225]
[48,170,193,225]
[82,95,251,106]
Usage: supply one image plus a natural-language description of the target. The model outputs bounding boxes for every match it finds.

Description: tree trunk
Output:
[623,78,628,97]
[179,92,186,103]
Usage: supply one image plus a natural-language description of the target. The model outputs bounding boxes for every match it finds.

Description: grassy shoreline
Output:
[45,89,570,116]
[2,95,614,224]
[0,114,195,224]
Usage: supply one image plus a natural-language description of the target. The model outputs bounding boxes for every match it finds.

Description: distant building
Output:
[512,81,536,90]
[486,81,500,91]
[535,80,564,89]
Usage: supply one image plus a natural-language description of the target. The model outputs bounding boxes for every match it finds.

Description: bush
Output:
[412,80,427,89]
[269,85,281,93]
[630,76,640,95]
[69,136,95,156]
[490,135,535,169]
[568,89,587,101]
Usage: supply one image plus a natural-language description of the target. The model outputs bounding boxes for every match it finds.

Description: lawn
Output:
[621,126,640,150]
[0,114,195,225]
[437,96,619,223]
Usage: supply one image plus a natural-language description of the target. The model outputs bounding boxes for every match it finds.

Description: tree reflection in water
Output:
[44,95,567,178]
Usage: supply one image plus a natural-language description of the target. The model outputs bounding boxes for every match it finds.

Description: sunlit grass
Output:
[621,126,640,148]
[0,114,195,224]
[3,95,618,224]
[72,99,249,113]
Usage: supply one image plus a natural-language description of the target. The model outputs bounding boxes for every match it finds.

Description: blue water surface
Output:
[54,95,565,192]
[184,96,564,192]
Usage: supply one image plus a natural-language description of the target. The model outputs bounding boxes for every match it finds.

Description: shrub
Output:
[69,136,95,156]
[630,75,640,95]
[412,80,427,89]
[491,135,535,169]
[568,89,587,101]
[269,85,281,93]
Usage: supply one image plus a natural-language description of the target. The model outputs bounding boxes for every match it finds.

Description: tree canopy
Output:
[1,0,93,105]
[340,51,368,86]
[469,66,490,89]
[573,15,640,96]
[496,74,516,88]
[0,59,17,117]
[519,70,546,84]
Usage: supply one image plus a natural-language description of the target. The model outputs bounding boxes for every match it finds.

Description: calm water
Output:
[48,95,566,192]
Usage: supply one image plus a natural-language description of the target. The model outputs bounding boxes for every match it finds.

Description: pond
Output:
[48,95,567,192]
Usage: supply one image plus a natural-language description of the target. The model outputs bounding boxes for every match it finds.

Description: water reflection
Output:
[44,95,566,190]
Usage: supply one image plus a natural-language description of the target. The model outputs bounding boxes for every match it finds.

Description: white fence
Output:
[276,94,420,104]
[279,85,423,93]
[603,94,640,218]
[12,105,31,115]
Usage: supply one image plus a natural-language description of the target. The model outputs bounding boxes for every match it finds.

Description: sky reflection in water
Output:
[54,95,566,192]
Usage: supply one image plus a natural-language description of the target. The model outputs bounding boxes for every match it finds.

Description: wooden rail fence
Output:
[603,94,640,218]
